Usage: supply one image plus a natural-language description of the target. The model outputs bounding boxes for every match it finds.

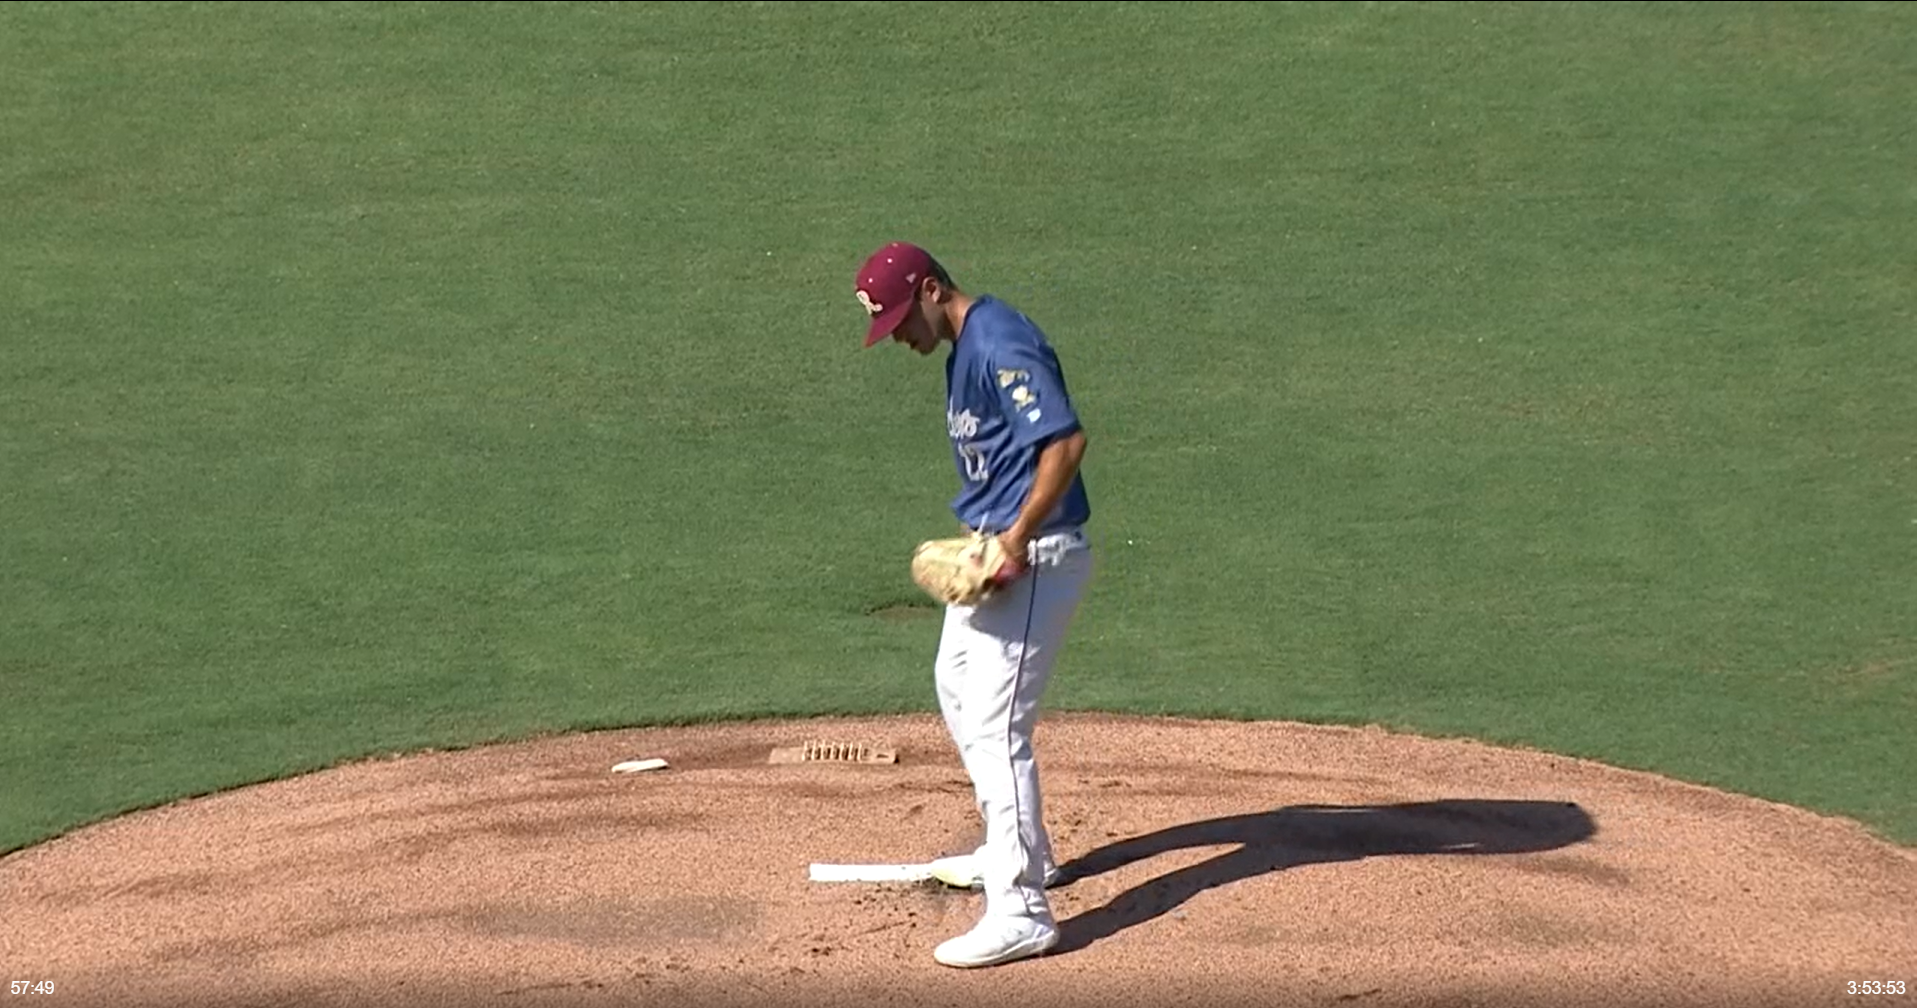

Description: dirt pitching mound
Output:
[2,713,1912,1008]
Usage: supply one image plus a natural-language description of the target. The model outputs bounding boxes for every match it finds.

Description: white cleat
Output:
[933,915,1060,969]
[928,850,1060,890]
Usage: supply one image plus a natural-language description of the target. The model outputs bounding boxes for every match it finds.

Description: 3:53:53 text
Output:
[1850,982,1906,995]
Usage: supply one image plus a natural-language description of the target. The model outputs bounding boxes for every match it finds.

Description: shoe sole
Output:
[933,931,1059,969]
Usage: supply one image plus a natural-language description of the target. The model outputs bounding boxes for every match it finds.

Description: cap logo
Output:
[856,288,882,317]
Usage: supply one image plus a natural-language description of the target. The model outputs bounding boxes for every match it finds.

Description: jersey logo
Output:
[1011,385,1036,409]
[946,408,979,439]
[996,368,1029,388]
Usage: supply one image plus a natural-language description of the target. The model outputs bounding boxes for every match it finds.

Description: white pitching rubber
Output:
[611,758,669,774]
[809,863,936,883]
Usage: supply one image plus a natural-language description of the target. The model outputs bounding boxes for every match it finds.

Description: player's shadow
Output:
[1050,798,1595,955]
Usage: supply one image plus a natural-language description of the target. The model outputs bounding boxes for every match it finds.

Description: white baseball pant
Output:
[934,528,1093,924]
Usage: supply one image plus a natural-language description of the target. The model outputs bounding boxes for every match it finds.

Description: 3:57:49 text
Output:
[10,982,56,995]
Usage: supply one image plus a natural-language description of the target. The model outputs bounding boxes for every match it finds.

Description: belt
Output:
[1028,528,1089,566]
[967,526,1090,565]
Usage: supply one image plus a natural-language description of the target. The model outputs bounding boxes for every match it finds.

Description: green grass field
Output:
[4,1,1913,855]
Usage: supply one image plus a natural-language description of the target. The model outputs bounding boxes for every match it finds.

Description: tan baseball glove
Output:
[910,533,1023,606]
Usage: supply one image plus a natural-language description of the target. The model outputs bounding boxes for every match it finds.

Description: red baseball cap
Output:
[854,241,935,346]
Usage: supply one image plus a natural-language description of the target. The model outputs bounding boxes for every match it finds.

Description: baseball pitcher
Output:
[856,241,1094,969]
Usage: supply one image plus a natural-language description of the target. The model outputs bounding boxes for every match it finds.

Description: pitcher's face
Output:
[890,299,941,355]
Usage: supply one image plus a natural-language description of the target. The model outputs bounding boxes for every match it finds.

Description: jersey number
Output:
[958,443,989,482]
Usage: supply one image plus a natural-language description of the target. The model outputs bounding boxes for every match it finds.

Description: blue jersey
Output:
[943,296,1091,535]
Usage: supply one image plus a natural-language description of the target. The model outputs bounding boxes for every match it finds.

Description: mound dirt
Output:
[1,713,1911,1008]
